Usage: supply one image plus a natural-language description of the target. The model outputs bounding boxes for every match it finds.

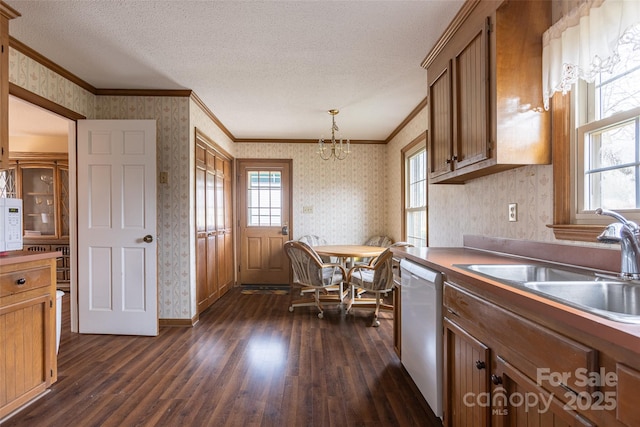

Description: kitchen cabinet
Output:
[0,2,19,170]
[443,317,490,427]
[0,252,58,419]
[444,282,596,426]
[423,0,551,184]
[195,136,233,314]
[5,155,70,289]
[616,364,640,426]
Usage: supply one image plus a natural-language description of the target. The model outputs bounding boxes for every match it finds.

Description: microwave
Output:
[0,198,23,252]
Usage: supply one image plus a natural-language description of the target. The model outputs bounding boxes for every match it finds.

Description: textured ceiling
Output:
[7,0,464,141]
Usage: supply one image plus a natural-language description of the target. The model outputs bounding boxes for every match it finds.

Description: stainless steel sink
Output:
[455,263,596,283]
[454,263,640,323]
[523,281,640,323]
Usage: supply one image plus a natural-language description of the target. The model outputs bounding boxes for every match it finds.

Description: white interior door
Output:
[77,120,158,336]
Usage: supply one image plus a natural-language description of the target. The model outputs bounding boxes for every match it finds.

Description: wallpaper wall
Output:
[5,43,568,322]
[233,142,388,245]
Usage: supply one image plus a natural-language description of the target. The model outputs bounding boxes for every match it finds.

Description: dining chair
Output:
[346,248,394,327]
[297,234,330,262]
[284,240,347,319]
[352,235,394,266]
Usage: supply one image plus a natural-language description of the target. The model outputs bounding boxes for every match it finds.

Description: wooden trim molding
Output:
[96,88,192,97]
[385,96,428,143]
[11,36,429,146]
[195,127,233,160]
[190,92,236,142]
[10,83,86,120]
[159,315,199,327]
[234,138,386,145]
[0,2,20,20]
[547,90,607,242]
[400,132,428,242]
[10,36,96,93]
[9,151,68,161]
[421,0,481,69]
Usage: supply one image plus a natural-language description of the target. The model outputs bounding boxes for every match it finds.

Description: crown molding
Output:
[234,138,386,144]
[385,96,428,143]
[0,2,20,20]
[10,38,427,145]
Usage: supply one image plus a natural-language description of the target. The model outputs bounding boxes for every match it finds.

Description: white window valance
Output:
[542,0,640,110]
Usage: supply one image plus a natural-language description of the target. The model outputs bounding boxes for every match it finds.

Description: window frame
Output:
[402,133,428,247]
[575,106,640,221]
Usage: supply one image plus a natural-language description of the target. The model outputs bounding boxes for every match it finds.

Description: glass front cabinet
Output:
[1,155,71,289]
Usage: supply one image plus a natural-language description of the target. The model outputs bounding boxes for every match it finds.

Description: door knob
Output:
[281,225,289,236]
[143,235,154,243]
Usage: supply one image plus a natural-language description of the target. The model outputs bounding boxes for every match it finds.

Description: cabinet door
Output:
[491,356,594,427]
[219,158,234,296]
[428,62,453,179]
[452,19,489,169]
[19,165,57,237]
[444,318,491,427]
[0,294,52,418]
[195,144,209,311]
[0,165,16,197]
[57,165,70,238]
[617,364,640,427]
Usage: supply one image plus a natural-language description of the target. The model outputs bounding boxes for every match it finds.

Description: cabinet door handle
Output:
[475,360,486,370]
[16,278,26,285]
[491,374,503,385]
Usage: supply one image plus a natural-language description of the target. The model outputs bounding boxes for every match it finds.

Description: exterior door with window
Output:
[237,159,291,285]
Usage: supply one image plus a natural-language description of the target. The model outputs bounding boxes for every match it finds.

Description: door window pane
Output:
[247,171,282,226]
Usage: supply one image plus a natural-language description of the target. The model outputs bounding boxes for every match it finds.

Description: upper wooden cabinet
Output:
[0,2,19,170]
[423,0,551,184]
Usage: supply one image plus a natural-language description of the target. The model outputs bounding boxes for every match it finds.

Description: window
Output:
[543,1,640,239]
[405,146,427,247]
[574,41,640,222]
[247,170,282,226]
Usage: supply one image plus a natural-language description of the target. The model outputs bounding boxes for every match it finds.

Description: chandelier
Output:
[317,109,350,160]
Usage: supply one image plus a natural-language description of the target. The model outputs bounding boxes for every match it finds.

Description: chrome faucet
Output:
[596,208,640,279]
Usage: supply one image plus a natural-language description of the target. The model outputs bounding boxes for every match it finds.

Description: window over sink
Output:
[544,0,640,240]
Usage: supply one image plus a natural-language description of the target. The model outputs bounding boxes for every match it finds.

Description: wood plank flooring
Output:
[4,287,441,427]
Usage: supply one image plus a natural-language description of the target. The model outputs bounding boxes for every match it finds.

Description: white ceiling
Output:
[7,0,464,141]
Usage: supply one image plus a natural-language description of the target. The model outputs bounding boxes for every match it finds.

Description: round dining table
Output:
[313,244,385,259]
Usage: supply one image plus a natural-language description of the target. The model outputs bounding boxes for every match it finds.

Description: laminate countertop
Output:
[391,237,640,358]
[0,250,62,266]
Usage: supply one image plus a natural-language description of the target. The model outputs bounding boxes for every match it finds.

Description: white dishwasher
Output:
[400,259,443,419]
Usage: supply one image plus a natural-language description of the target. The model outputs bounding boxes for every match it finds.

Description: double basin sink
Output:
[454,263,640,323]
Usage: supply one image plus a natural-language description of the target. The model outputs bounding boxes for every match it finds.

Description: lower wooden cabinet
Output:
[0,254,58,419]
[616,364,640,427]
[443,282,600,427]
[444,317,490,427]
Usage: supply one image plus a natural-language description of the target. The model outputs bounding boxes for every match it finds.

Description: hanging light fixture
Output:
[317,109,350,160]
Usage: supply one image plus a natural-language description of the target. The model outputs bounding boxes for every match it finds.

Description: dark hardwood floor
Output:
[5,287,441,427]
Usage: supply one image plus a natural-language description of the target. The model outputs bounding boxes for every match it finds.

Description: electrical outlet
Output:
[508,203,517,222]
[159,171,168,184]
[303,206,313,214]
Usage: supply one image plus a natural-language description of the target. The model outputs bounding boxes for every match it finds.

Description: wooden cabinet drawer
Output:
[444,282,597,395]
[0,266,51,297]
